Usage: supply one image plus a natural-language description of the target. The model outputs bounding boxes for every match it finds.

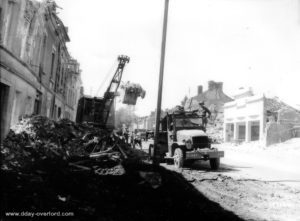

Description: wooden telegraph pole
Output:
[153,0,169,165]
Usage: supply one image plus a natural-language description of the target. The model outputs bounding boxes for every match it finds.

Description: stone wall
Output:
[265,122,293,146]
[265,106,300,146]
[278,108,300,125]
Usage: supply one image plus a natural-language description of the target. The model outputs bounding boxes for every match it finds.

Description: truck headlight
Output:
[186,139,192,149]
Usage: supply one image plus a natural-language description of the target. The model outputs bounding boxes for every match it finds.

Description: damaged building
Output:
[135,81,234,136]
[183,81,233,125]
[223,88,300,146]
[0,0,82,141]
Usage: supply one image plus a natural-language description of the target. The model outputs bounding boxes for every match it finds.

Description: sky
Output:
[54,0,300,116]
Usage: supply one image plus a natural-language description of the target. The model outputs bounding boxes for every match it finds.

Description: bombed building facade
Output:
[184,81,233,114]
[0,0,82,141]
[223,88,300,146]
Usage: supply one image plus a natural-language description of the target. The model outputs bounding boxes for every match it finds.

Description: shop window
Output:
[238,124,246,141]
[251,121,260,141]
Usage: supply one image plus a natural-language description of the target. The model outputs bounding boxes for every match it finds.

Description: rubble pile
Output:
[1,115,135,218]
[205,113,224,143]
[1,116,241,220]
[121,81,146,105]
[1,116,115,171]
[207,122,223,144]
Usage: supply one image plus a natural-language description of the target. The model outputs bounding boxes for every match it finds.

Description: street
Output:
[219,146,300,188]
[142,139,300,221]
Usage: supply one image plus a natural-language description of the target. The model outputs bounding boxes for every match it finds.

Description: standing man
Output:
[122,124,129,144]
[198,101,211,130]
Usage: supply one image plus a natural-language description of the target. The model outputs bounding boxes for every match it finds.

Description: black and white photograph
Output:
[1,0,300,220]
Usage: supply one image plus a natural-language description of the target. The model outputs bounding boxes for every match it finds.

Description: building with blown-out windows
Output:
[0,0,82,142]
[223,88,300,146]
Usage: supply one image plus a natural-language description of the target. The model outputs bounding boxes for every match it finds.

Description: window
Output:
[3,1,14,46]
[53,104,57,120]
[25,96,32,115]
[251,121,260,141]
[39,35,47,79]
[57,107,61,119]
[0,7,3,44]
[50,52,55,79]
[238,124,246,141]
[61,68,64,85]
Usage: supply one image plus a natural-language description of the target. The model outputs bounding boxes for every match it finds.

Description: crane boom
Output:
[102,55,130,126]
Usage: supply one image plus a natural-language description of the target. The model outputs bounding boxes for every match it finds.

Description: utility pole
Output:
[153,0,169,165]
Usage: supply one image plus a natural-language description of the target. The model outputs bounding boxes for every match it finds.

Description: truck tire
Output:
[174,148,184,168]
[210,158,220,170]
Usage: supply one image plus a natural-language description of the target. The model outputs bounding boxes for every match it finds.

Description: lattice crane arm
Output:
[102,55,130,126]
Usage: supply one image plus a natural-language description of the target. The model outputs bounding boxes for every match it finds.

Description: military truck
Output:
[149,110,224,169]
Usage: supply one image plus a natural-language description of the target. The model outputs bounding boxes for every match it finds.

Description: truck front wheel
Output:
[210,158,220,170]
[174,148,184,168]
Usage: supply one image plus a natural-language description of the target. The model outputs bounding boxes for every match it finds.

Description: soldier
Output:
[122,125,129,144]
[198,101,211,130]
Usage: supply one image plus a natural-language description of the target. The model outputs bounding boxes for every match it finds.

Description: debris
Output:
[1,115,245,221]
[68,163,91,171]
[121,81,146,105]
[116,144,128,159]
[139,171,162,189]
[1,115,116,171]
[89,151,120,159]
[57,195,67,202]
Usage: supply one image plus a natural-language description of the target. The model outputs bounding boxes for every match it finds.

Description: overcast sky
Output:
[54,0,300,116]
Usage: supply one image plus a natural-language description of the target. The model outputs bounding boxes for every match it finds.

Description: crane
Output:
[76,55,130,129]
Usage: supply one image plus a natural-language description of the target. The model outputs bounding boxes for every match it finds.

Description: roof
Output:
[265,97,297,113]
[185,91,233,111]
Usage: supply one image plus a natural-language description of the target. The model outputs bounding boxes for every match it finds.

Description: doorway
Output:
[0,82,10,142]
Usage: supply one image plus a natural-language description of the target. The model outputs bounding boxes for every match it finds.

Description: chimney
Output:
[197,85,203,95]
[208,81,223,91]
[217,82,223,92]
[208,81,215,90]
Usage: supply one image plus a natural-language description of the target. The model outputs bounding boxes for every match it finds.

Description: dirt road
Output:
[219,146,300,188]
[142,140,300,221]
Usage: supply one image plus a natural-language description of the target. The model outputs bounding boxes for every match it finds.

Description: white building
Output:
[223,89,265,143]
[223,88,300,145]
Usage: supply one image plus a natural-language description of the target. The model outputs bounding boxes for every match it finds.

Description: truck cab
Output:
[149,110,224,169]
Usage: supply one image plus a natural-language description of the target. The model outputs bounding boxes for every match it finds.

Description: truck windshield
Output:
[175,118,202,128]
